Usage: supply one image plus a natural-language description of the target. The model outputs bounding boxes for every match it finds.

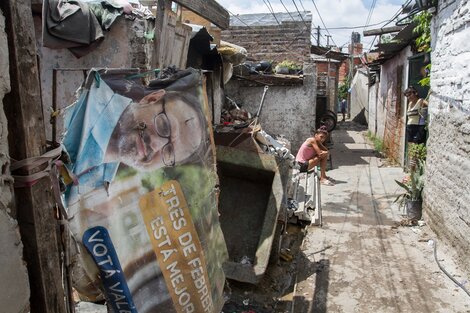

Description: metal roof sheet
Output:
[230,11,312,27]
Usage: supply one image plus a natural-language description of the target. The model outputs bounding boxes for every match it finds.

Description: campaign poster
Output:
[62,68,228,313]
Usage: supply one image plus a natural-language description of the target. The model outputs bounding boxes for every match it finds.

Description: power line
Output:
[297,0,307,12]
[279,0,298,23]
[262,0,281,25]
[291,0,311,31]
[225,9,311,60]
[366,0,410,51]
[364,0,377,31]
[310,0,337,47]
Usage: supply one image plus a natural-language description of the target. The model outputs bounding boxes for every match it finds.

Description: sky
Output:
[216,0,409,53]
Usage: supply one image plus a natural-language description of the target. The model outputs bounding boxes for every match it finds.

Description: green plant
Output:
[394,160,425,207]
[338,77,350,102]
[366,131,385,154]
[413,11,432,87]
[413,11,432,54]
[276,60,301,71]
[408,143,427,161]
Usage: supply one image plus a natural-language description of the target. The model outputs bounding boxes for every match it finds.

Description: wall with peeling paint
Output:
[371,47,411,165]
[425,0,470,278]
[225,64,316,153]
[0,9,31,313]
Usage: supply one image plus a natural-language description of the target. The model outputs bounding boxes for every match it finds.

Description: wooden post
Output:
[152,0,172,69]
[1,1,67,312]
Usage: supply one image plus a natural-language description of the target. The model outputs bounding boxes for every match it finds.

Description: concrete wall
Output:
[33,16,154,141]
[221,22,311,65]
[424,0,470,278]
[375,47,411,165]
[0,9,30,313]
[225,64,316,153]
[350,68,369,125]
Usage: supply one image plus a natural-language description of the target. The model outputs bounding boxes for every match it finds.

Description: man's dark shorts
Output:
[298,161,309,173]
[407,125,426,144]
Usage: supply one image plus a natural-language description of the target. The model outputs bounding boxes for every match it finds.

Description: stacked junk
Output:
[214,85,321,284]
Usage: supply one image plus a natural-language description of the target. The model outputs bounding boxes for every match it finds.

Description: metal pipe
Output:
[255,85,269,118]
[314,167,322,226]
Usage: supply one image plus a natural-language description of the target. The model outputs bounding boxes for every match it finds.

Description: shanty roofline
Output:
[229,11,312,27]
[368,21,418,65]
[310,45,349,61]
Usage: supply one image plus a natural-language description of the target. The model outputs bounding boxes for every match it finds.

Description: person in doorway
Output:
[295,126,335,186]
[341,98,347,121]
[404,86,428,144]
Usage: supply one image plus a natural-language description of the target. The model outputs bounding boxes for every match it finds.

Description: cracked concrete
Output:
[293,121,470,313]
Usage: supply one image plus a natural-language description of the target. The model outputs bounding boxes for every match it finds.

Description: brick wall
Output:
[425,0,470,278]
[221,21,311,65]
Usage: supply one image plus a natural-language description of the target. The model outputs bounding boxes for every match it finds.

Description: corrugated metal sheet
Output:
[229,11,312,27]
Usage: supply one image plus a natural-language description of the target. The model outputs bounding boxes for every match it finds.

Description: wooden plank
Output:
[173,22,192,68]
[153,2,192,70]
[152,0,171,69]
[363,25,404,37]
[173,0,229,30]
[0,1,67,312]
[212,65,224,125]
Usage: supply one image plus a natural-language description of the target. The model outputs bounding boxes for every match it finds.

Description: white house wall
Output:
[350,68,369,124]
[425,0,470,278]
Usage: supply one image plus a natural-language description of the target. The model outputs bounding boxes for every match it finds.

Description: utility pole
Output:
[326,35,331,47]
[317,26,320,46]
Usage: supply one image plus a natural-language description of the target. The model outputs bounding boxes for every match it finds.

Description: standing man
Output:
[341,98,347,122]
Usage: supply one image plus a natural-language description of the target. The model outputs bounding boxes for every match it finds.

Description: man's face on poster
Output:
[107,90,204,171]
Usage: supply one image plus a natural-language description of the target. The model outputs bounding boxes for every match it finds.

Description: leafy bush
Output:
[276,60,301,71]
[408,143,427,162]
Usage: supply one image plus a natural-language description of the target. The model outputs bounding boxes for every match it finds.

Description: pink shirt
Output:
[296,139,317,163]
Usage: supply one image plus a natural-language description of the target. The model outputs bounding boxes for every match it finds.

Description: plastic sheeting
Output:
[62,68,228,313]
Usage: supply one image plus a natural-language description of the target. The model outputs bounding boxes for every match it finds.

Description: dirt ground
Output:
[223,121,470,313]
[77,121,470,312]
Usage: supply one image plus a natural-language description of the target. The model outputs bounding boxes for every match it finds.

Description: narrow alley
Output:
[293,121,470,313]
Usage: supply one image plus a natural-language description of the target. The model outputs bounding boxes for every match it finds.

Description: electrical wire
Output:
[259,0,318,49]
[297,0,307,12]
[279,0,299,24]
[325,19,390,30]
[364,1,411,52]
[432,240,470,298]
[262,0,281,25]
[310,0,337,47]
[225,9,310,59]
[291,0,311,31]
[364,0,377,32]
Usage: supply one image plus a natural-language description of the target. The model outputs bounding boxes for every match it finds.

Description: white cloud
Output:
[216,0,404,52]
